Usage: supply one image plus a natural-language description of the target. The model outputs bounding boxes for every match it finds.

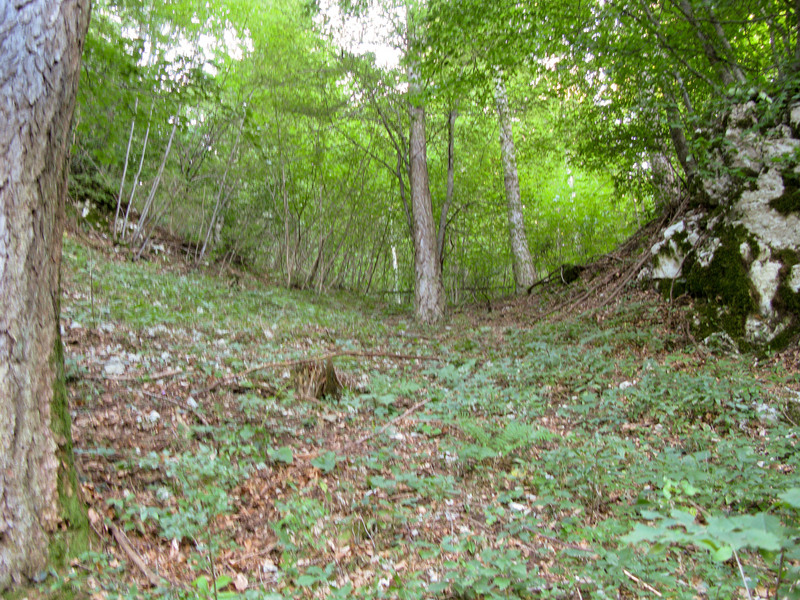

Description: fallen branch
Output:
[195,350,441,396]
[348,397,433,448]
[141,390,210,426]
[88,367,187,382]
[108,521,161,588]
[623,569,662,597]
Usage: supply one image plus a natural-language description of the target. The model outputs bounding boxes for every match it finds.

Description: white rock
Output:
[754,403,778,423]
[790,103,800,128]
[619,381,635,390]
[147,410,160,423]
[651,252,682,279]
[789,265,800,293]
[750,259,782,315]
[739,242,752,263]
[261,559,278,574]
[103,356,125,376]
[187,397,198,409]
[738,169,800,250]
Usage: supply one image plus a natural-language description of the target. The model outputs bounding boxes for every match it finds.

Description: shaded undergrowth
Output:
[47,234,800,600]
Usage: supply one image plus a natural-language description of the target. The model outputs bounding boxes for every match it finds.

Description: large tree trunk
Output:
[408,62,444,324]
[494,76,537,292]
[0,0,91,589]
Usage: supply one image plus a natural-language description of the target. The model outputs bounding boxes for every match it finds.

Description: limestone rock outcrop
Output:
[644,101,800,349]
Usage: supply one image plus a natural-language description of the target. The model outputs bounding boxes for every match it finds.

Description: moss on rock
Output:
[770,171,800,216]
[683,225,758,345]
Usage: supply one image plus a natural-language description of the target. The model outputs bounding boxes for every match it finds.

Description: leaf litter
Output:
[59,229,800,599]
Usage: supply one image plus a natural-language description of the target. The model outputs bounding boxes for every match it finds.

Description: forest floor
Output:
[46,224,800,600]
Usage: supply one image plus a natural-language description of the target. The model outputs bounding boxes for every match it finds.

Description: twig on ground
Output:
[108,521,161,588]
[623,569,663,597]
[141,390,210,425]
[89,368,187,382]
[733,549,754,600]
[348,397,433,448]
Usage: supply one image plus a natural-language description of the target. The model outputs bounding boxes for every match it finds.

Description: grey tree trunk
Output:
[494,76,537,292]
[0,0,91,589]
[408,62,444,324]
[437,109,457,273]
[114,98,138,240]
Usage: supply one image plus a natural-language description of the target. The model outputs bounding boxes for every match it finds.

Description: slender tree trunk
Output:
[408,52,444,324]
[665,101,698,187]
[494,76,537,292]
[701,0,747,84]
[122,103,153,242]
[676,0,739,86]
[437,109,457,274]
[132,107,180,246]
[0,0,91,589]
[198,119,243,262]
[114,98,138,240]
[794,0,800,70]
[396,149,413,236]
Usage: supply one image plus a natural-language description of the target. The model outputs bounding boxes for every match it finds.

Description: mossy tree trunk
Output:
[0,0,91,589]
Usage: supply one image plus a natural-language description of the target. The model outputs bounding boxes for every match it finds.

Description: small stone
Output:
[147,410,160,423]
[187,396,198,409]
[103,356,125,376]
[262,559,278,574]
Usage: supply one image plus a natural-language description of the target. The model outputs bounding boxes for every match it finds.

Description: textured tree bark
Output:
[408,63,444,324]
[437,109,457,274]
[0,0,91,589]
[494,76,537,292]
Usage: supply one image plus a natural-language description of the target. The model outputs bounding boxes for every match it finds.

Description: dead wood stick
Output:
[349,397,433,448]
[196,350,441,396]
[141,390,210,425]
[88,367,187,383]
[108,522,161,588]
[623,569,663,597]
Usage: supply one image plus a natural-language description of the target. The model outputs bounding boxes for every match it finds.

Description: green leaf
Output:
[268,446,293,464]
[297,575,318,587]
[779,488,800,509]
[193,575,210,592]
[620,524,662,545]
[494,577,511,590]
[428,581,449,593]
[711,545,733,562]
[311,450,341,474]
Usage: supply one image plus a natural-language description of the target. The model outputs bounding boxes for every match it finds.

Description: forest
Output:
[2,0,800,598]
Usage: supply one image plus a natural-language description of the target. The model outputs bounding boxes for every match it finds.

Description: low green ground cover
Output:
[49,234,799,599]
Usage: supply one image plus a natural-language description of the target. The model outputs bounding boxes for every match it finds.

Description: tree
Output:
[407,6,445,323]
[0,0,91,589]
[494,75,538,291]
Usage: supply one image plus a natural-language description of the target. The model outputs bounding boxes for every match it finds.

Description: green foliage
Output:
[273,494,329,556]
[267,446,294,465]
[623,489,800,597]
[310,450,344,473]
